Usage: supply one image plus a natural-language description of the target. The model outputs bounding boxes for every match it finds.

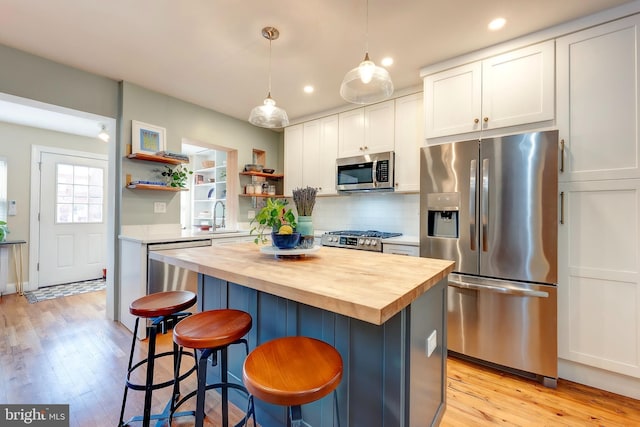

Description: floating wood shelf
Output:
[239,194,285,198]
[126,184,187,192]
[127,153,189,165]
[240,171,284,179]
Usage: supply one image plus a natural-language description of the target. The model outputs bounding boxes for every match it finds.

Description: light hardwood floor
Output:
[1,290,639,426]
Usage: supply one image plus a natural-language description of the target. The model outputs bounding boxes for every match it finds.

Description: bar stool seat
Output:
[242,336,343,425]
[119,290,198,427]
[171,309,255,427]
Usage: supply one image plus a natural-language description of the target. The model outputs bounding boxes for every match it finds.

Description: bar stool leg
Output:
[195,348,212,427]
[119,317,140,426]
[142,321,158,427]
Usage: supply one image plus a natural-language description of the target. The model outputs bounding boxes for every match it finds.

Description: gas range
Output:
[321,230,402,252]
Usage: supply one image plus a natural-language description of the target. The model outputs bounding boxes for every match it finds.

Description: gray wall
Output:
[0,44,118,118]
[119,81,283,225]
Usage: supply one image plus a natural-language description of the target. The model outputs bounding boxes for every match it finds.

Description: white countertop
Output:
[384,235,419,246]
[119,224,250,244]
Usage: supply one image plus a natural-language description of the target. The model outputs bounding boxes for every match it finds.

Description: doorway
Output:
[29,146,108,289]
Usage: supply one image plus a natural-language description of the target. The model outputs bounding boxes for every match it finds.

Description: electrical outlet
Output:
[154,202,167,213]
[426,330,437,357]
[247,210,255,219]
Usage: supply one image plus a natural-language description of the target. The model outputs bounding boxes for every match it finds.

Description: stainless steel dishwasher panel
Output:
[147,239,212,299]
[447,273,557,381]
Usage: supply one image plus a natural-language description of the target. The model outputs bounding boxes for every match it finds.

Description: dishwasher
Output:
[147,238,212,314]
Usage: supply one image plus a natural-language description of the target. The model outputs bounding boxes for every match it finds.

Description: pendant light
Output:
[340,0,394,104]
[249,26,289,129]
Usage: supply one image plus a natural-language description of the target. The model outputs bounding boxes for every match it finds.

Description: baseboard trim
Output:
[559,358,640,399]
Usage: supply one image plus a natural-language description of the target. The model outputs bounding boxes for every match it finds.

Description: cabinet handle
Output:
[474,118,479,124]
[483,117,489,123]
[560,191,565,225]
[364,146,368,150]
[560,139,565,173]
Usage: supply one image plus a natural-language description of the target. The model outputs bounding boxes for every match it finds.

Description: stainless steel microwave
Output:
[336,151,395,193]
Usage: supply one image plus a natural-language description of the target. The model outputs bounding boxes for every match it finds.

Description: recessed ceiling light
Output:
[488,17,506,31]
[381,57,394,67]
[303,85,314,94]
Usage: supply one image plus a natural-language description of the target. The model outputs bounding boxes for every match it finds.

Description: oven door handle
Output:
[448,279,549,298]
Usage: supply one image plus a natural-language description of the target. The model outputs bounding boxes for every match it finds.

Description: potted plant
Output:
[0,221,9,242]
[160,164,193,188]
[250,198,298,246]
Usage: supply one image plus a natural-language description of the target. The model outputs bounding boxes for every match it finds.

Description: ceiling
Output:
[0,0,634,128]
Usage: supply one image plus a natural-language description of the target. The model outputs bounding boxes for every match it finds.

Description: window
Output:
[56,163,103,223]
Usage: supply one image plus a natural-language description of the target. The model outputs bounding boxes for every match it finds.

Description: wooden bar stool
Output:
[118,290,198,427]
[242,336,343,427]
[171,309,255,427]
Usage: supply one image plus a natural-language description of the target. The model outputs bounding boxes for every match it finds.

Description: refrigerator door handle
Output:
[449,279,549,298]
[469,159,477,251]
[481,158,489,252]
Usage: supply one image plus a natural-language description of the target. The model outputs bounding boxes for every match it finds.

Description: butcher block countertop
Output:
[149,242,455,325]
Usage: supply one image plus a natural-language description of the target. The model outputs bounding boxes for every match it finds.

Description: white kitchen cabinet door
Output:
[482,40,555,130]
[301,120,321,191]
[424,40,554,139]
[338,108,365,157]
[558,179,640,380]
[317,115,338,195]
[557,15,640,182]
[284,124,303,196]
[339,100,395,157]
[394,93,424,192]
[424,62,481,139]
[364,100,395,154]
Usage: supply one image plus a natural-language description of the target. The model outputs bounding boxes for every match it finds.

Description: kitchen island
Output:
[149,242,455,427]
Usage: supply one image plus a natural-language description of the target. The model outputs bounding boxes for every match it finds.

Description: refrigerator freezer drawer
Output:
[447,274,557,380]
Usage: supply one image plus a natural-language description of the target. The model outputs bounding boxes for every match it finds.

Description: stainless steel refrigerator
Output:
[420,130,558,386]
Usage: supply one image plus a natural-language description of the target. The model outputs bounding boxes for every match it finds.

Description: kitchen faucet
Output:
[213,201,226,231]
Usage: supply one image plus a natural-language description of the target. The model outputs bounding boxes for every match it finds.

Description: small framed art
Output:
[131,120,166,155]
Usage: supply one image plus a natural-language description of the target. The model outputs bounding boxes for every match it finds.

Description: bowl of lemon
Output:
[271,225,300,249]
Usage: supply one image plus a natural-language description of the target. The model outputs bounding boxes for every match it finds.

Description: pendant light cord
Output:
[365,0,369,55]
[268,34,273,97]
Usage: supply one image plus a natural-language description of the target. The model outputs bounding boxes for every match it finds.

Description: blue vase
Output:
[296,216,314,248]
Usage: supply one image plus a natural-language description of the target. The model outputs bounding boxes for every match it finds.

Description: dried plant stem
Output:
[292,186,317,216]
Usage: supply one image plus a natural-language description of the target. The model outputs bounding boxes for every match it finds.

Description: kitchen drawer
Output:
[383,243,419,257]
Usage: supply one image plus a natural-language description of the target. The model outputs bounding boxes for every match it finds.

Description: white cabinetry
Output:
[557,15,640,182]
[383,243,419,257]
[394,93,424,192]
[191,150,227,229]
[556,15,640,388]
[284,124,303,196]
[302,116,338,195]
[424,40,555,139]
[284,116,339,196]
[338,100,395,157]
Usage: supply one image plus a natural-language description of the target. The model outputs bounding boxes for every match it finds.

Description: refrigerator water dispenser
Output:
[428,210,459,238]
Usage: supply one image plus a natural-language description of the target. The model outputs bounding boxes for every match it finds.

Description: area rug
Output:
[24,278,106,303]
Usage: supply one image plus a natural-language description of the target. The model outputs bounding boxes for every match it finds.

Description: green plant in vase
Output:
[160,164,193,188]
[250,198,297,245]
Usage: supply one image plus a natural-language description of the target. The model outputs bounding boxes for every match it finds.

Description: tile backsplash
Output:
[312,193,419,236]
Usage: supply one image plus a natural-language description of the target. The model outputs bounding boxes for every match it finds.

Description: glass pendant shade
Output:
[248,26,289,129]
[248,93,289,128]
[340,52,394,104]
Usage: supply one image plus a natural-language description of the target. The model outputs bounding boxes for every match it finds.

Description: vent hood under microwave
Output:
[336,151,395,193]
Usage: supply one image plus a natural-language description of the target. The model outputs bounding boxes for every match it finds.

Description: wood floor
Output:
[1,290,639,427]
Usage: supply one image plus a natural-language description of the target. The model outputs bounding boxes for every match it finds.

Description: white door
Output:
[38,152,107,287]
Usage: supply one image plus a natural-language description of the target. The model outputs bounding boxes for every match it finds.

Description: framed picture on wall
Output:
[131,120,166,155]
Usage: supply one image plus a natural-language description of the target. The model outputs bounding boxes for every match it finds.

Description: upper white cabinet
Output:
[283,124,303,196]
[394,93,424,192]
[302,116,339,195]
[338,100,395,157]
[284,116,339,197]
[557,14,640,182]
[424,40,555,139]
